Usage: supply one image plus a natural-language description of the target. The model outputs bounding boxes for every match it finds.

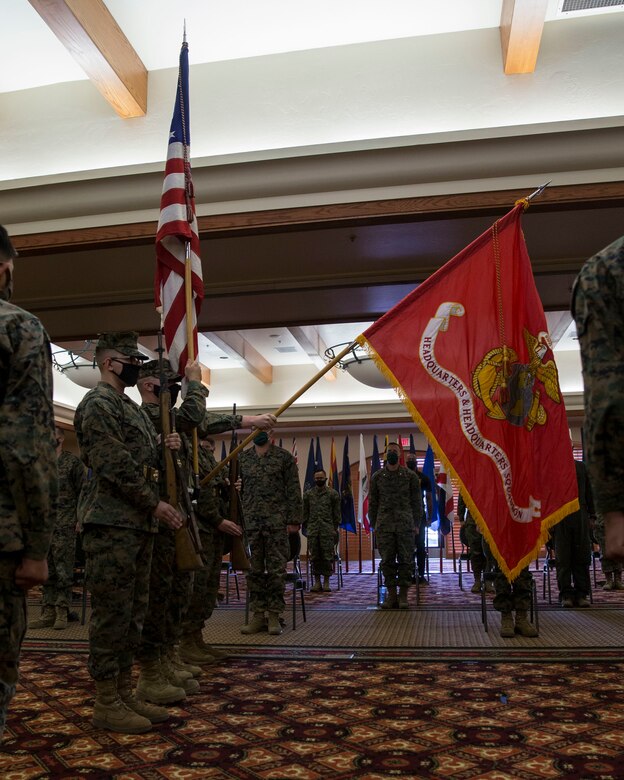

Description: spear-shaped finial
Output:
[515,180,552,210]
[183,19,187,45]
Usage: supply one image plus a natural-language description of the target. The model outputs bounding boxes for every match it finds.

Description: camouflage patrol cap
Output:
[138,359,181,381]
[96,331,149,360]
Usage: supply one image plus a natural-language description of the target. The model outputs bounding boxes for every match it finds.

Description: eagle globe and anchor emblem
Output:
[472,328,561,430]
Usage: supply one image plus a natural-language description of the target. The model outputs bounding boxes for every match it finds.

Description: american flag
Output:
[155,39,204,374]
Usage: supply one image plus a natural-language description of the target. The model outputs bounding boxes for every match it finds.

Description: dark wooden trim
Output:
[13,181,624,255]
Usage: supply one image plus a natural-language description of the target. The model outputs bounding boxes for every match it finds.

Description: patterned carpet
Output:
[8,567,624,778]
[2,654,624,779]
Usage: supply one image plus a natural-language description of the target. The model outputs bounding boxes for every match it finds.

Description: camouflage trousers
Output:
[246,525,290,615]
[183,526,224,633]
[308,532,336,577]
[138,527,193,662]
[493,567,534,613]
[0,554,26,744]
[42,518,76,609]
[463,516,486,578]
[82,525,154,680]
[376,527,414,587]
[594,514,623,575]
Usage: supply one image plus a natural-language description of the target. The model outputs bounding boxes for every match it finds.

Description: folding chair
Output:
[332,547,344,591]
[221,559,240,604]
[285,532,307,629]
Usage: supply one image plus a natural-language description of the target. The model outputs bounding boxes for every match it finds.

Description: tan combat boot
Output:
[117,669,168,724]
[168,645,201,677]
[381,585,398,610]
[614,571,624,591]
[499,612,515,638]
[161,654,200,695]
[310,576,322,593]
[398,585,409,609]
[267,612,282,635]
[53,606,68,630]
[241,613,267,635]
[29,605,55,629]
[92,678,151,733]
[514,610,539,637]
[322,576,332,592]
[178,633,216,665]
[195,631,228,660]
[603,572,616,591]
[471,575,482,594]
[136,660,186,705]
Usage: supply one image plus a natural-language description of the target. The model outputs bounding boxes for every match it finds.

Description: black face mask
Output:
[386,451,399,465]
[315,479,327,487]
[253,432,269,446]
[112,359,141,387]
[406,461,417,471]
[153,382,180,408]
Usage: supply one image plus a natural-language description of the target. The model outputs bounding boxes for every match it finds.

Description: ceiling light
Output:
[324,342,391,389]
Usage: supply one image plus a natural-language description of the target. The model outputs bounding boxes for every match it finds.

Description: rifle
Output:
[157,332,203,572]
[226,405,251,571]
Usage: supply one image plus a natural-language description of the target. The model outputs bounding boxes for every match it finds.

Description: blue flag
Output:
[340,436,356,532]
[304,439,316,493]
[315,436,324,472]
[423,445,439,531]
[221,440,227,462]
[409,433,416,455]
[370,435,381,478]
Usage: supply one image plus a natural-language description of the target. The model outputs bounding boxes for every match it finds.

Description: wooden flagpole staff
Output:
[200,341,357,486]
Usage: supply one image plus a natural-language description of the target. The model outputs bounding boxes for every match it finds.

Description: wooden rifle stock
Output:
[227,449,250,571]
[157,347,203,572]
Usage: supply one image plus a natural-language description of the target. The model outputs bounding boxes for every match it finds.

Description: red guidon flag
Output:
[155,40,204,374]
[357,204,578,579]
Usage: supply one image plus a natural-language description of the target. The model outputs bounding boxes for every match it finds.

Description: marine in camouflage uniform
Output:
[457,493,490,594]
[135,358,207,701]
[369,442,422,609]
[572,235,624,565]
[75,332,183,734]
[180,411,275,658]
[482,539,538,638]
[303,469,340,591]
[552,459,594,606]
[30,429,85,630]
[181,436,231,660]
[593,512,624,590]
[0,226,57,744]
[406,455,432,585]
[239,435,302,635]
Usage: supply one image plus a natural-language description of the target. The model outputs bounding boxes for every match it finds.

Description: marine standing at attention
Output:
[74,331,183,734]
[0,225,57,744]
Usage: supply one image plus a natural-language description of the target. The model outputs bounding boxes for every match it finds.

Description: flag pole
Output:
[200,341,357,486]
[183,240,200,482]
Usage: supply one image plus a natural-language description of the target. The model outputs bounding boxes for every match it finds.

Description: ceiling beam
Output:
[206,331,273,384]
[500,0,548,75]
[288,326,337,381]
[28,0,147,118]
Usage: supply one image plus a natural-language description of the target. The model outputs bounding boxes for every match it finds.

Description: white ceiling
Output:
[0,0,585,94]
[5,0,618,418]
